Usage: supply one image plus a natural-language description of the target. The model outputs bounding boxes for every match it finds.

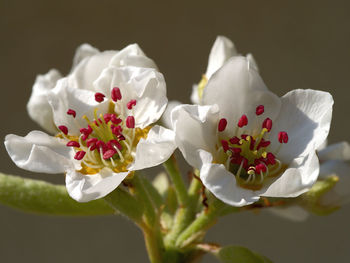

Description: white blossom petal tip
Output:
[27,69,62,134]
[66,168,129,202]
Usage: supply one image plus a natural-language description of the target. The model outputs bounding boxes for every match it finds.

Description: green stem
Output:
[132,173,157,226]
[164,156,196,247]
[163,156,189,206]
[176,199,225,248]
[188,169,202,209]
[104,187,143,224]
[143,225,164,263]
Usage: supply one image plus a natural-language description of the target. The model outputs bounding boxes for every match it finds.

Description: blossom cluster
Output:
[4,36,349,211]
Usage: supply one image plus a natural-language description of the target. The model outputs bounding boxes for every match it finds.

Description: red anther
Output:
[278,131,289,143]
[262,118,272,132]
[249,137,256,151]
[80,126,92,136]
[95,92,105,102]
[241,134,249,140]
[111,87,122,102]
[58,125,68,135]
[74,151,86,160]
[256,105,265,116]
[229,136,240,145]
[66,141,80,148]
[118,135,125,141]
[81,134,89,141]
[108,139,122,151]
[230,155,248,169]
[87,138,98,148]
[257,139,271,150]
[127,99,137,110]
[221,140,229,152]
[103,149,116,159]
[238,114,248,128]
[112,125,123,136]
[111,115,122,125]
[103,113,113,123]
[67,109,76,118]
[93,120,100,127]
[266,152,276,165]
[230,147,241,154]
[126,116,135,128]
[218,118,227,132]
[96,140,108,153]
[255,163,267,174]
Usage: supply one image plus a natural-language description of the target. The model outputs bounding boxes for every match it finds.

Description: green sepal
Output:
[215,246,273,263]
[0,173,114,216]
[302,175,340,216]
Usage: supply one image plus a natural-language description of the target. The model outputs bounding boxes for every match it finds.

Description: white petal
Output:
[262,152,320,198]
[269,89,333,163]
[268,206,309,222]
[48,78,109,135]
[66,168,128,202]
[94,66,167,128]
[72,43,99,69]
[4,131,76,174]
[27,69,62,134]
[246,53,259,72]
[160,100,181,129]
[171,104,220,168]
[129,125,176,170]
[202,56,281,134]
[109,43,157,69]
[318,141,350,162]
[317,139,328,151]
[190,84,200,104]
[199,150,261,207]
[319,160,350,206]
[205,36,238,79]
[69,50,117,91]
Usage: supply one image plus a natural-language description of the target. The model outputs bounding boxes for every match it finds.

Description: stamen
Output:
[221,140,229,152]
[95,92,106,103]
[58,125,68,135]
[111,87,122,102]
[238,114,248,128]
[67,141,80,147]
[103,149,116,160]
[126,116,135,129]
[67,109,76,118]
[255,163,267,174]
[256,105,264,116]
[262,118,272,131]
[218,118,227,132]
[229,136,240,145]
[278,131,289,143]
[127,99,137,110]
[74,151,86,160]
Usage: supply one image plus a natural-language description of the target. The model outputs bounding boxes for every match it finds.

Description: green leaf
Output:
[215,246,272,263]
[0,172,114,216]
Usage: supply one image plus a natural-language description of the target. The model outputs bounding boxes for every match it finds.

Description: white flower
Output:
[27,43,157,134]
[172,56,333,207]
[5,45,176,202]
[191,36,257,104]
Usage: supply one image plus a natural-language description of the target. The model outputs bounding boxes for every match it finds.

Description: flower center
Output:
[57,87,150,175]
[217,105,288,190]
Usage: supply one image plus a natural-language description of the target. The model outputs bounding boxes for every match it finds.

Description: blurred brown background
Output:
[1,0,350,262]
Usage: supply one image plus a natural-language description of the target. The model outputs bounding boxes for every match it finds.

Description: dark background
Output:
[1,0,350,262]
